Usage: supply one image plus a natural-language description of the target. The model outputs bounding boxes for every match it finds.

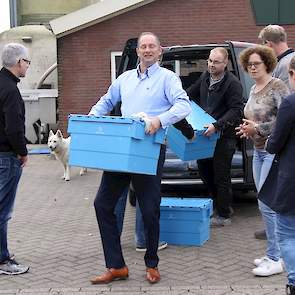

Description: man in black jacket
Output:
[187,47,243,226]
[0,43,30,275]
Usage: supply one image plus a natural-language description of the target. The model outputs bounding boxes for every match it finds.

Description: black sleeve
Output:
[186,76,202,105]
[266,98,294,154]
[173,119,195,140]
[213,79,244,130]
[3,90,28,156]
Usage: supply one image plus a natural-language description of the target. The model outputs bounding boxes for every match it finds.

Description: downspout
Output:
[35,62,57,89]
[9,0,18,27]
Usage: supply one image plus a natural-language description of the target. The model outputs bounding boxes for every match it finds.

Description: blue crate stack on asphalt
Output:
[68,114,165,175]
[167,101,220,161]
[160,197,212,246]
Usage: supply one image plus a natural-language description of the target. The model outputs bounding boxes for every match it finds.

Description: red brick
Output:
[57,0,295,135]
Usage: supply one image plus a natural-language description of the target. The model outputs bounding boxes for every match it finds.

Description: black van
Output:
[117,39,256,198]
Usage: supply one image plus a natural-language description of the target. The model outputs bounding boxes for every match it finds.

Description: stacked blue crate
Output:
[160,197,212,246]
[68,115,165,175]
[167,101,220,160]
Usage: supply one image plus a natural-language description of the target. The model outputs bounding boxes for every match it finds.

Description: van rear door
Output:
[228,41,255,187]
[117,38,138,76]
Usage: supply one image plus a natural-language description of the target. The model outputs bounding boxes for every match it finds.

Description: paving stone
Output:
[0,153,287,295]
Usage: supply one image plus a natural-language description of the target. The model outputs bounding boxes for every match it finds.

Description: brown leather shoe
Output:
[90,266,129,284]
[146,267,160,284]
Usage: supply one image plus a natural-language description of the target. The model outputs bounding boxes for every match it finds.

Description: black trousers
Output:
[197,137,236,218]
[94,145,166,269]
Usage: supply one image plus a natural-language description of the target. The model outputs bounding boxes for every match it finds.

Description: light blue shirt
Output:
[89,62,191,128]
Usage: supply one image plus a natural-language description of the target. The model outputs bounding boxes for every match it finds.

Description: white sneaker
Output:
[254,256,284,268]
[0,258,29,275]
[254,256,268,266]
[252,257,284,276]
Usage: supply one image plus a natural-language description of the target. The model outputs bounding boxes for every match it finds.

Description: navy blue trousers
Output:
[94,145,166,269]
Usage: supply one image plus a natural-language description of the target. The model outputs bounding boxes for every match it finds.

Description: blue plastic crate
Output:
[167,102,220,161]
[68,115,166,175]
[160,197,212,246]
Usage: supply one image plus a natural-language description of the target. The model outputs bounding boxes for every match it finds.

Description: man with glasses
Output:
[187,47,244,226]
[0,43,30,275]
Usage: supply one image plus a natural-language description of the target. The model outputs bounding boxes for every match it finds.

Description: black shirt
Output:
[0,67,27,156]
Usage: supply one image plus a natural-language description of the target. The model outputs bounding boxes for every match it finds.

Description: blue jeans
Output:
[115,188,145,246]
[0,153,22,262]
[276,214,295,285]
[253,149,280,261]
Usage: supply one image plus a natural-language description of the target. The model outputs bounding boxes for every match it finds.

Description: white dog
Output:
[48,130,87,181]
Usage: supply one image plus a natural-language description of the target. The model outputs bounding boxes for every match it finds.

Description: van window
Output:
[232,46,255,100]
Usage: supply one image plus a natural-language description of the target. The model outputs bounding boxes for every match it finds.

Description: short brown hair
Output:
[258,25,287,44]
[211,47,228,61]
[239,45,277,73]
[137,32,161,47]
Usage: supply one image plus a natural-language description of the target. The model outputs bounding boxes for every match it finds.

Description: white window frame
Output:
[111,51,123,82]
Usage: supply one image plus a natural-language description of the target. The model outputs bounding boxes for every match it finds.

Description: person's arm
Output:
[88,74,123,116]
[255,82,289,137]
[157,73,191,129]
[266,98,295,154]
[173,118,195,140]
[213,79,244,131]
[3,91,27,156]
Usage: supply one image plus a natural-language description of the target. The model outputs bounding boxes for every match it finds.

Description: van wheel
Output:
[129,188,136,207]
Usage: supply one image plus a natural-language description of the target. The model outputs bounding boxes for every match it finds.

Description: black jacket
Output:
[259,93,295,215]
[187,71,244,138]
[0,67,27,156]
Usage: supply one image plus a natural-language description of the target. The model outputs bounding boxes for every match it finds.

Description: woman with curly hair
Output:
[237,45,289,277]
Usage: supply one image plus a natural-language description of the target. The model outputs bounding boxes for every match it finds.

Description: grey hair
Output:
[258,25,287,44]
[1,43,29,68]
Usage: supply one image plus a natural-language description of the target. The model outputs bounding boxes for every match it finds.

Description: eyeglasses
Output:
[20,58,31,65]
[247,61,263,69]
[207,59,224,65]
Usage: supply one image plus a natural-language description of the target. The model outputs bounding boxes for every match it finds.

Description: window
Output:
[111,51,122,82]
[251,0,295,25]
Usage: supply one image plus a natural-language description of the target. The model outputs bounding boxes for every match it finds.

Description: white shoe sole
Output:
[0,267,29,275]
[252,268,283,277]
[136,243,168,252]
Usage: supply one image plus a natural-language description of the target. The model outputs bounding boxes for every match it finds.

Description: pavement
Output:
[0,148,288,295]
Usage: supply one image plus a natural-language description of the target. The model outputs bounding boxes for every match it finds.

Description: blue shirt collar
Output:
[137,62,160,78]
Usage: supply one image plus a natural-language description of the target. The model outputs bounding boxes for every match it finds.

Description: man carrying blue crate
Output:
[187,47,244,227]
[88,32,192,284]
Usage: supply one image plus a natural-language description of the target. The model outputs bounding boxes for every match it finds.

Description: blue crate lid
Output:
[161,197,212,210]
[68,114,166,144]
[186,101,216,131]
[68,114,144,125]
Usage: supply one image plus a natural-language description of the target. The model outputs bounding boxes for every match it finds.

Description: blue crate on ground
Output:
[167,101,220,161]
[160,197,212,246]
[68,114,166,175]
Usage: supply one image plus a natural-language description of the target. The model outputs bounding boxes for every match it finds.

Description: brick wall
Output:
[57,0,295,134]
